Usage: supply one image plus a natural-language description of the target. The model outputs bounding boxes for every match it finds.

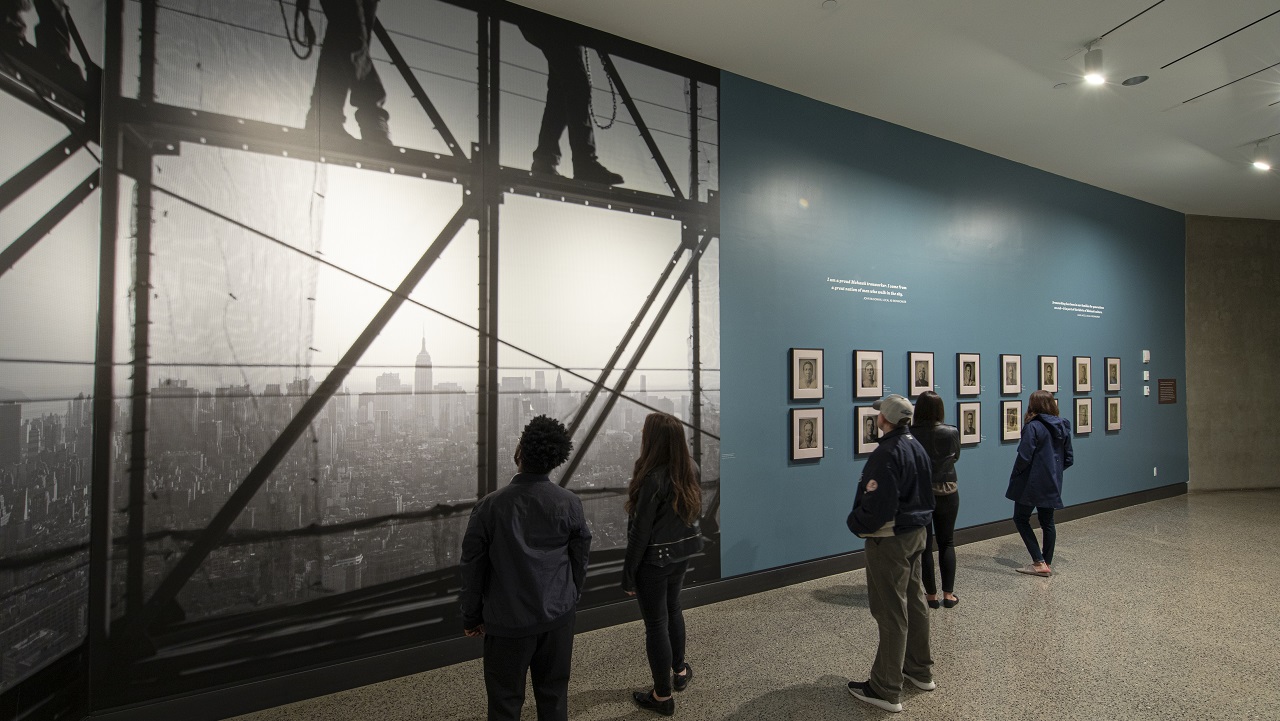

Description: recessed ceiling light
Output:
[1121,75,1149,86]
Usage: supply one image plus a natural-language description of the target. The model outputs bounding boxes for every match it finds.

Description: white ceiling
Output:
[512,0,1280,221]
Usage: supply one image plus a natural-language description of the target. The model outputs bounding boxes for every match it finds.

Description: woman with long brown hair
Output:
[1006,390,1073,577]
[623,412,705,716]
[910,391,961,608]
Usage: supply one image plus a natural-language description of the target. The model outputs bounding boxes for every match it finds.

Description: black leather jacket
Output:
[621,466,704,592]
[910,422,960,491]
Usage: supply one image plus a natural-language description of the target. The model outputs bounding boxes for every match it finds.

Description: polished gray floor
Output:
[231,490,1280,720]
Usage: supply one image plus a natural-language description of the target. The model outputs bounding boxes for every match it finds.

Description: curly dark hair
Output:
[517,415,573,474]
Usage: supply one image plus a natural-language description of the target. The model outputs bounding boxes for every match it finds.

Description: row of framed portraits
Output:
[791,348,1122,400]
[791,397,1123,460]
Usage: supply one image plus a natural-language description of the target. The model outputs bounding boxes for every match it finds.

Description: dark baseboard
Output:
[89,481,1186,721]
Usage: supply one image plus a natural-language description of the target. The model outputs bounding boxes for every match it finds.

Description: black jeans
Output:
[308,0,387,128]
[634,560,688,697]
[521,25,597,168]
[482,617,575,721]
[922,490,958,595]
[1012,503,1056,565]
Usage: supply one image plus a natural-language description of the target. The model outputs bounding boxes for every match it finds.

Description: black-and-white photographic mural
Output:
[1,0,102,699]
[1,0,718,706]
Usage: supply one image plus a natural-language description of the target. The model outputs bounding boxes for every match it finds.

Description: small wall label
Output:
[1157,379,1177,404]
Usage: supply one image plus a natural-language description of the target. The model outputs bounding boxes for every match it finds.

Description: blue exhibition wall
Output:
[718,73,1188,577]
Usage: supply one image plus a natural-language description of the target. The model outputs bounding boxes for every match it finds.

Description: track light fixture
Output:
[1083,43,1105,85]
[1254,141,1272,171]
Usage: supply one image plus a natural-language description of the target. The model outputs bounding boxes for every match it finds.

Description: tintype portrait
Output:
[1000,354,1021,395]
[908,351,934,398]
[958,401,981,445]
[1039,355,1058,393]
[956,353,980,397]
[790,348,824,400]
[855,405,880,455]
[1001,399,1023,441]
[1074,356,1092,393]
[1075,397,1093,434]
[1105,356,1120,392]
[791,407,825,460]
[854,350,884,399]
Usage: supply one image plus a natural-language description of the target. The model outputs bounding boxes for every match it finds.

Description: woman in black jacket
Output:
[623,412,705,716]
[910,391,960,608]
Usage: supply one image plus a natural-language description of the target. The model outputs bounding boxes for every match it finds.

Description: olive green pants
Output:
[864,526,933,704]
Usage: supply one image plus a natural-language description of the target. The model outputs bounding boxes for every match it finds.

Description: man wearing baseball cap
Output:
[846,394,936,713]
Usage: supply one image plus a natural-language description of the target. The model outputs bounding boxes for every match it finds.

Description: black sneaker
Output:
[672,662,692,692]
[847,680,902,713]
[530,157,564,178]
[573,159,624,186]
[632,690,674,716]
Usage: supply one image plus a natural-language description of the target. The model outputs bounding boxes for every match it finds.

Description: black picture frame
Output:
[958,401,981,445]
[1000,354,1022,395]
[908,351,934,398]
[854,349,883,399]
[956,353,980,397]
[790,348,824,400]
[855,405,880,455]
[1105,356,1121,393]
[1075,397,1093,434]
[1001,399,1023,441]
[1106,396,1121,431]
[1074,356,1092,393]
[791,407,824,460]
[1038,355,1058,393]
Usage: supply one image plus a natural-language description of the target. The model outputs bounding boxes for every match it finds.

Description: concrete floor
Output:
[231,490,1280,720]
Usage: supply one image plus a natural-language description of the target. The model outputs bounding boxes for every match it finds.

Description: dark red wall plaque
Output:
[1157,378,1177,404]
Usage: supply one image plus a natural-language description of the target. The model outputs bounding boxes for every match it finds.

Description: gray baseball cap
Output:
[872,394,913,425]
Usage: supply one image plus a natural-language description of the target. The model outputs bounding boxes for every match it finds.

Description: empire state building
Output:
[415,336,434,431]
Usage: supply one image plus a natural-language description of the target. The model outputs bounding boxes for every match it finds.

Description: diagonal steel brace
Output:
[133,199,475,634]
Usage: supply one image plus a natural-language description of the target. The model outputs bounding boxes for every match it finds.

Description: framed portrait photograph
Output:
[958,401,981,445]
[1106,396,1121,432]
[855,405,880,455]
[1000,354,1022,395]
[1074,356,1092,393]
[790,348,824,400]
[854,349,884,399]
[1038,355,1059,393]
[791,407,824,460]
[1001,400,1023,441]
[908,351,934,398]
[1105,356,1121,392]
[1074,397,1093,434]
[956,352,980,397]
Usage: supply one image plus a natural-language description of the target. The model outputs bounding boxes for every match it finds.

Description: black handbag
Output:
[643,521,705,566]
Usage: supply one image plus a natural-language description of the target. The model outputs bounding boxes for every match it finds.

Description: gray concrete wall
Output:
[1186,215,1280,491]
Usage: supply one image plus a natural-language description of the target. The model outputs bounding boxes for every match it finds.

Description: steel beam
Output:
[116,100,472,184]
[562,240,688,445]
[0,171,98,279]
[87,0,124,705]
[372,20,465,160]
[597,53,683,200]
[557,233,713,487]
[476,13,502,498]
[688,84,703,467]
[134,200,474,633]
[0,135,84,212]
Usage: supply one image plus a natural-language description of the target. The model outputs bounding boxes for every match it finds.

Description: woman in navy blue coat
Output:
[1006,390,1073,577]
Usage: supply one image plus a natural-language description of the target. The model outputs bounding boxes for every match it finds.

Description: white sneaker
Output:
[903,672,936,691]
[848,680,903,712]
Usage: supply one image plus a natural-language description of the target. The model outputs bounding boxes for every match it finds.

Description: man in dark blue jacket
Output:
[846,394,935,713]
[460,415,592,721]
